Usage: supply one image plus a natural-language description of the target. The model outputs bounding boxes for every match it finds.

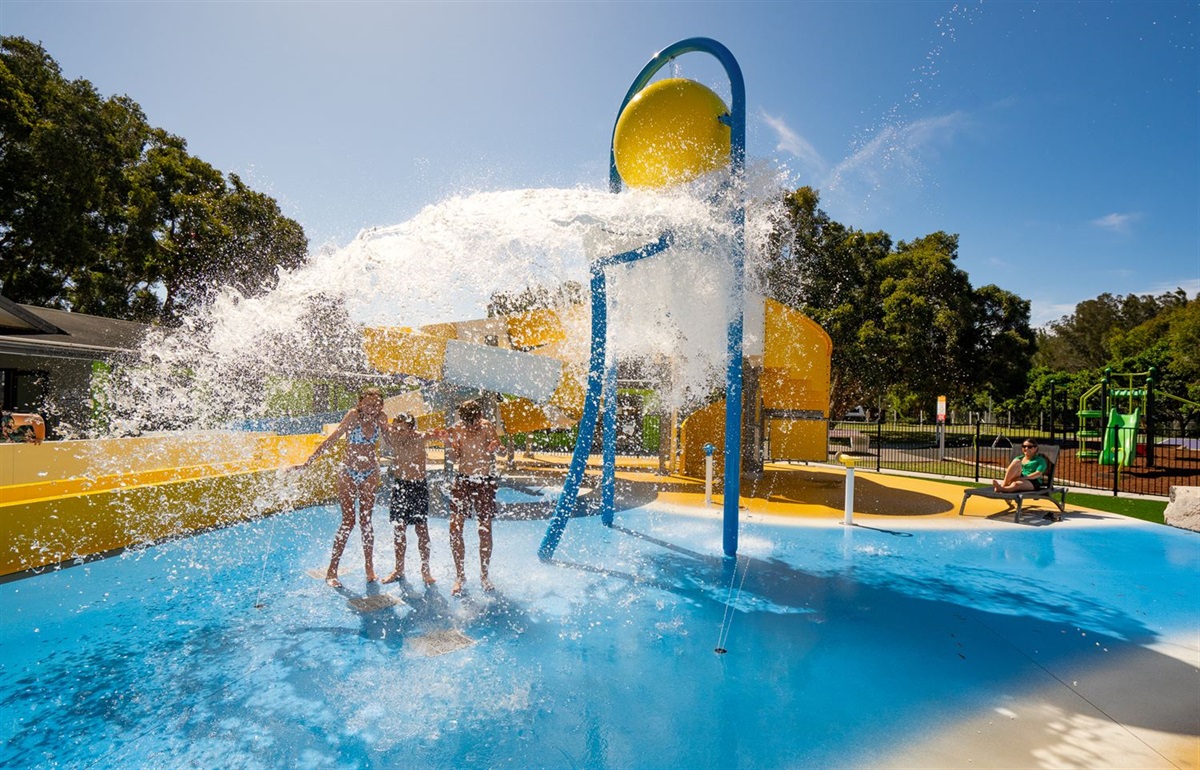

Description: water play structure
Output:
[362,307,589,435]
[542,37,749,559]
[0,36,837,577]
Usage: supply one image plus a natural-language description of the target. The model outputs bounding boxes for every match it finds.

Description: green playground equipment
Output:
[1099,407,1141,466]
[1076,367,1200,467]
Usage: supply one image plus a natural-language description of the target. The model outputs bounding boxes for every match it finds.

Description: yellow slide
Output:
[363,307,589,434]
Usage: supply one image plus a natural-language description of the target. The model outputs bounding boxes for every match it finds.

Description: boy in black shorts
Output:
[382,414,436,585]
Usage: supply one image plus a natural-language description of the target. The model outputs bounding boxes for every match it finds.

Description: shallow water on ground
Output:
[1,505,1197,769]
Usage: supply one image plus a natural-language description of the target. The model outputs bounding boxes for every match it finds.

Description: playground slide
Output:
[1100,408,1141,467]
[362,307,588,434]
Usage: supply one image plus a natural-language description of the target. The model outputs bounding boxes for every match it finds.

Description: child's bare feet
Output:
[991,480,1002,491]
[421,569,436,585]
[381,570,403,584]
[325,572,342,588]
[365,572,378,583]
[451,578,464,596]
[481,577,495,593]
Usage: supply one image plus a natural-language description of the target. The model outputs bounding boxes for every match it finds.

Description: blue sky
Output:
[2,0,1197,326]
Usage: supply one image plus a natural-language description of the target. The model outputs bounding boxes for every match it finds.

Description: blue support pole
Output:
[543,38,744,562]
[608,38,746,558]
[601,350,618,526]
[539,234,673,560]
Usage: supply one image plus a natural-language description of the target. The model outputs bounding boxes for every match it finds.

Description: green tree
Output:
[760,188,1034,419]
[759,186,892,414]
[488,280,584,318]
[878,232,976,402]
[0,35,308,324]
[0,37,121,306]
[966,284,1035,405]
[1167,298,1200,388]
[1033,290,1189,371]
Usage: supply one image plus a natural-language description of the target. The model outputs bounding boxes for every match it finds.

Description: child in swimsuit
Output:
[299,387,387,586]
[381,413,436,586]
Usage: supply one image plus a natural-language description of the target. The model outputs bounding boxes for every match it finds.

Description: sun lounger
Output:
[959,444,1068,523]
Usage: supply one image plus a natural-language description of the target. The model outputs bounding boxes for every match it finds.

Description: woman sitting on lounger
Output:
[992,438,1048,492]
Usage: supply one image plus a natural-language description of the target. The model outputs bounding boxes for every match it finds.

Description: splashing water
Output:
[102,169,789,435]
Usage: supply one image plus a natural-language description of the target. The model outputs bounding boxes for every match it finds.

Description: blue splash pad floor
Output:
[1,504,1197,769]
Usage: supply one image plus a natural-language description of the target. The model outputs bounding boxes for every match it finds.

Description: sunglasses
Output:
[1022,444,1037,449]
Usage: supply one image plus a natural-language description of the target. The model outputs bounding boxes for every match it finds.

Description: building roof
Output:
[0,296,149,361]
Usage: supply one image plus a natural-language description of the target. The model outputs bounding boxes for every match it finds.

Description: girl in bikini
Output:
[299,387,387,586]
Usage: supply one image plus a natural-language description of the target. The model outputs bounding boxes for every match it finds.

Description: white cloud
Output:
[1142,277,1200,298]
[759,109,968,225]
[1029,300,1076,329]
[1030,277,1199,330]
[1089,212,1141,235]
[760,110,826,177]
[824,111,966,194]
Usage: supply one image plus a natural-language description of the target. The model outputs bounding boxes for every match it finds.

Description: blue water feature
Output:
[1,506,1196,768]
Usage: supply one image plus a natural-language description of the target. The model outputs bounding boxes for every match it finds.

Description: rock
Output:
[1164,486,1200,532]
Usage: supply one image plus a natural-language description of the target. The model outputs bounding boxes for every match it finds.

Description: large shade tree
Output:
[760,186,1034,417]
[0,36,307,325]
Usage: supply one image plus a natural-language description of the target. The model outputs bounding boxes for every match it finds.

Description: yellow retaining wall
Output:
[507,308,569,349]
[361,328,448,381]
[0,431,287,486]
[766,419,829,461]
[0,433,336,576]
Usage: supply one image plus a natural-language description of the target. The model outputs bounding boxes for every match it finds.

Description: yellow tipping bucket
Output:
[613,78,731,189]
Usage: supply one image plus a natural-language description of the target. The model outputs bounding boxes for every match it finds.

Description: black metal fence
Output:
[821,419,1200,498]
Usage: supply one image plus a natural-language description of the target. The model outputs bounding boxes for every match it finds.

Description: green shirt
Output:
[1021,454,1049,485]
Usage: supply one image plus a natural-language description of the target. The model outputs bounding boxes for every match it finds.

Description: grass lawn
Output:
[1063,491,1167,524]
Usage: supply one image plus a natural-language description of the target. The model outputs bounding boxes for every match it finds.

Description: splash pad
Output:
[3,36,1198,770]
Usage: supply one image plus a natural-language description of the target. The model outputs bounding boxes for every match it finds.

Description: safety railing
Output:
[821,419,1199,498]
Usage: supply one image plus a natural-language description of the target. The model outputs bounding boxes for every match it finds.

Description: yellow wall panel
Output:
[417,322,459,340]
[548,367,586,418]
[678,399,726,478]
[499,398,555,435]
[507,308,568,350]
[761,370,828,412]
[767,419,827,462]
[762,299,832,415]
[362,328,448,379]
